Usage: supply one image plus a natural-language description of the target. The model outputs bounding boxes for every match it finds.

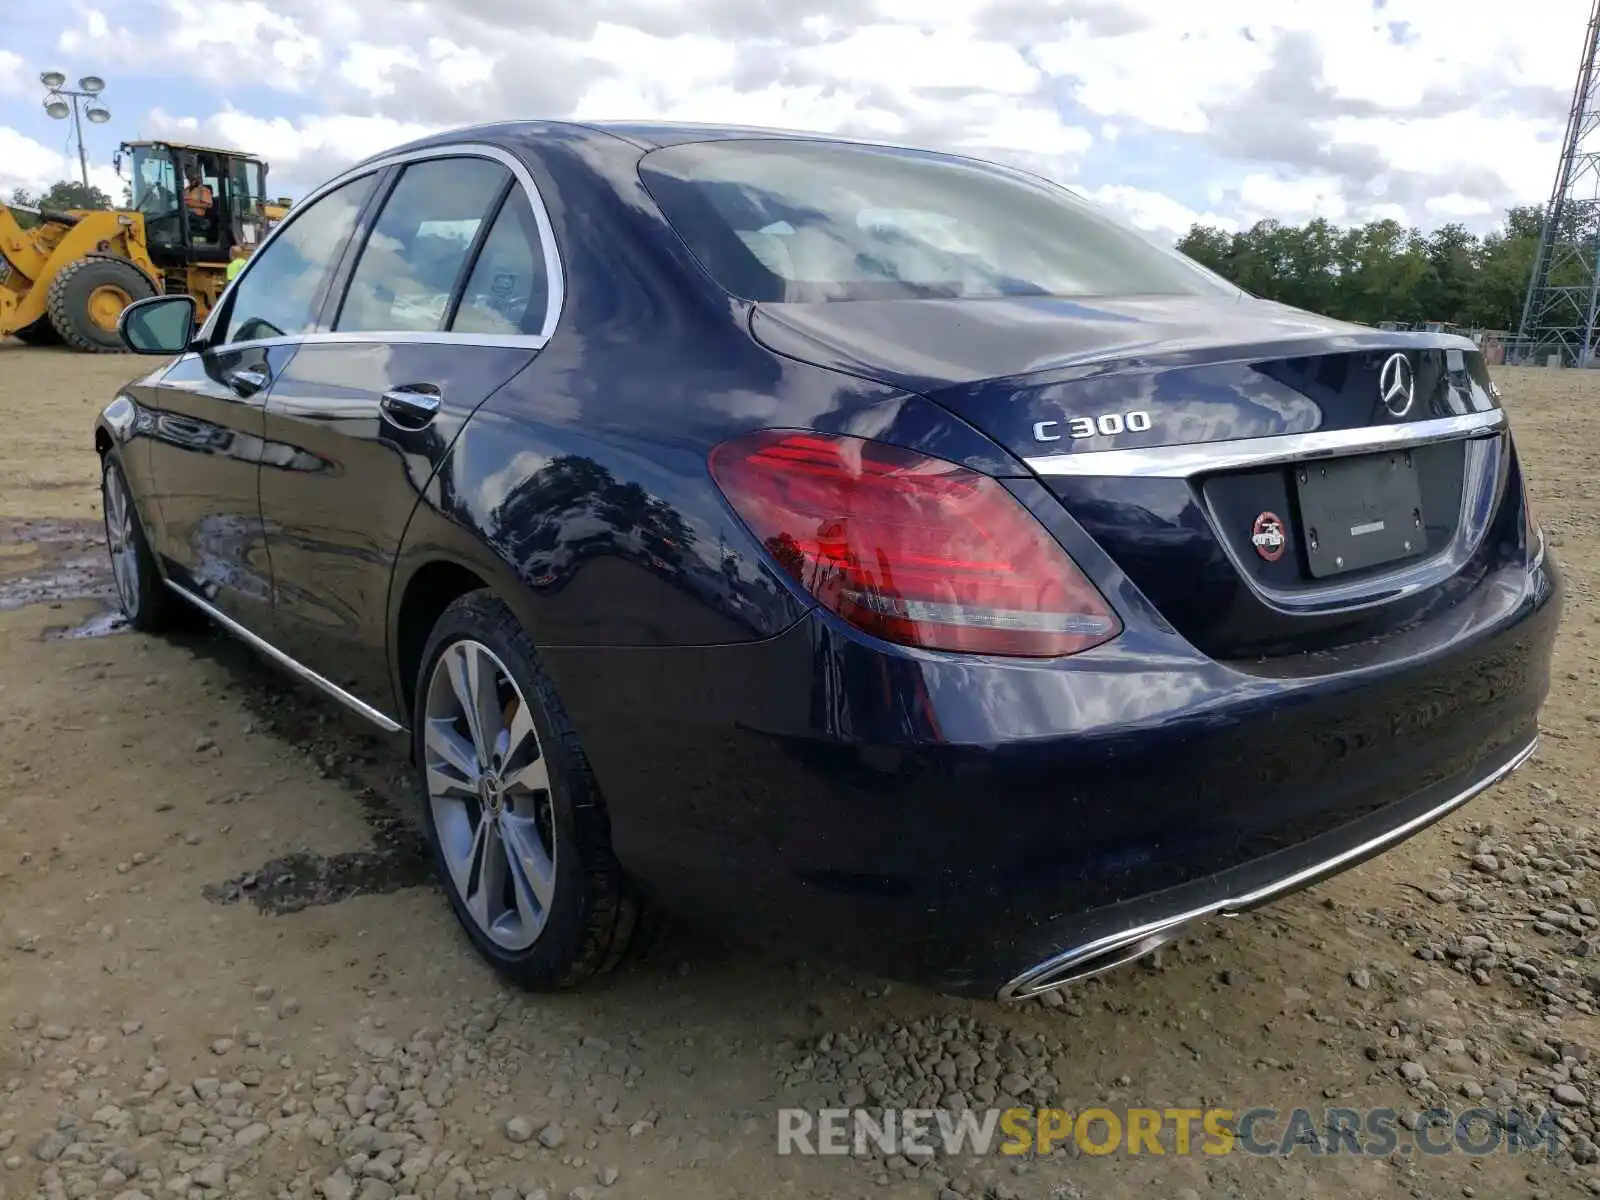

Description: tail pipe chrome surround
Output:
[998,736,1539,1001]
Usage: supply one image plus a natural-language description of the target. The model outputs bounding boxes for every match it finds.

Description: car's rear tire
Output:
[101,452,177,632]
[413,590,640,990]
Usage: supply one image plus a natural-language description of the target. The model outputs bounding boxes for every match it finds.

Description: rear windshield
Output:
[638,139,1237,304]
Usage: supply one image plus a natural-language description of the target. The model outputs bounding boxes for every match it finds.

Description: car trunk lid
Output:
[749,294,1513,661]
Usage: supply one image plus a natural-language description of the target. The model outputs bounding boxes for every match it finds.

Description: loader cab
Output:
[121,141,273,266]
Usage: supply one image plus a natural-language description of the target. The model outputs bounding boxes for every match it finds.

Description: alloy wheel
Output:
[423,639,558,951]
[102,465,139,616]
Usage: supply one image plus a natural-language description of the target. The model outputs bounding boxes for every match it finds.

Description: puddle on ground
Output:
[0,518,121,631]
[43,607,128,640]
[202,786,433,914]
[202,844,434,915]
[201,662,436,914]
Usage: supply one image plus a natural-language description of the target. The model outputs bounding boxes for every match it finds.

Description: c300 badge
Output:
[1251,511,1287,562]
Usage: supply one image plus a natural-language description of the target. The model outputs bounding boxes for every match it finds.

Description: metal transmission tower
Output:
[1518,0,1600,366]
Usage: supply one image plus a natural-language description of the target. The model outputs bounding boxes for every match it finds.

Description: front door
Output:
[258,154,554,717]
[144,168,384,639]
[140,344,293,631]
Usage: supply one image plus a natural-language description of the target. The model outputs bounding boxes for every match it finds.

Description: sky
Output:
[0,0,1586,242]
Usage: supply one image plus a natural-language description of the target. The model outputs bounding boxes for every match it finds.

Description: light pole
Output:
[40,71,112,194]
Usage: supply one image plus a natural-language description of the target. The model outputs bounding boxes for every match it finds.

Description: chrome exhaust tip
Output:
[998,918,1200,1001]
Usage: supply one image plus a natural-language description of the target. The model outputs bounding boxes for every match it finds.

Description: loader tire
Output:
[47,254,157,353]
[12,317,62,346]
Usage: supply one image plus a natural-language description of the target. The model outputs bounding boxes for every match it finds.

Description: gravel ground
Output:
[1,342,1598,1200]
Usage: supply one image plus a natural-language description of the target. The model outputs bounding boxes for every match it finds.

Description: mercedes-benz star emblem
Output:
[1379,352,1415,418]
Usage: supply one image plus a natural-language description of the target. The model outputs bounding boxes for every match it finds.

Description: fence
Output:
[1487,337,1600,368]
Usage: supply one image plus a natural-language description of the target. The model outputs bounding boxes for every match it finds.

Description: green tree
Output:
[1469,206,1542,332]
[1174,207,1541,331]
[38,181,112,211]
[7,187,41,229]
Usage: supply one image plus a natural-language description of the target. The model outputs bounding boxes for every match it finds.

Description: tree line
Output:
[7,182,114,229]
[1174,207,1543,333]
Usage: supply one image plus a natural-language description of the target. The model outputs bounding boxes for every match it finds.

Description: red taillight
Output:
[708,430,1121,657]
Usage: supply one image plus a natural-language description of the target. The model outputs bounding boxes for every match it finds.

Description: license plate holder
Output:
[1295,450,1426,578]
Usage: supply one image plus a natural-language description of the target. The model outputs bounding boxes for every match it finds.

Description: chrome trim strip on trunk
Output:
[998,735,1538,1000]
[1022,408,1506,479]
[163,581,403,734]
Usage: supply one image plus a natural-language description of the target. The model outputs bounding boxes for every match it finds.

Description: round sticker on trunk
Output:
[1252,511,1287,562]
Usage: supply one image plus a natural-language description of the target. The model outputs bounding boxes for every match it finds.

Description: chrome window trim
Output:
[164,580,403,733]
[1021,408,1506,479]
[192,141,565,354]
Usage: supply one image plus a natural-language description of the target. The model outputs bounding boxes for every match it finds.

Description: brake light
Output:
[708,430,1121,657]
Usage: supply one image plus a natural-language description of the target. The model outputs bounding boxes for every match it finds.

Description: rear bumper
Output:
[540,550,1560,998]
[998,733,1536,998]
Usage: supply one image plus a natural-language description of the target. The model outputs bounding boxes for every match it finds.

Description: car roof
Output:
[573,121,867,149]
[358,119,899,170]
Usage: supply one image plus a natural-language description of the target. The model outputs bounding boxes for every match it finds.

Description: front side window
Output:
[639,139,1240,304]
[451,189,550,337]
[130,146,177,216]
[220,173,378,345]
[337,157,510,333]
[183,154,223,246]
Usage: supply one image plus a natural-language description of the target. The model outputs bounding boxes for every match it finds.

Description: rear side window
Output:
[638,139,1237,304]
[451,189,550,337]
[221,173,376,344]
[337,157,510,333]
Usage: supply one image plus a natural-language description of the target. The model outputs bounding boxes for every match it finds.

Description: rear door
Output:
[140,171,380,633]
[257,149,557,718]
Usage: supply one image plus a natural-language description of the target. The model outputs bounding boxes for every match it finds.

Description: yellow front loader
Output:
[1,140,286,352]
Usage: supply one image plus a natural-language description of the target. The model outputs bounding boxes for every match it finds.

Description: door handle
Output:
[380,384,443,430]
[226,365,270,398]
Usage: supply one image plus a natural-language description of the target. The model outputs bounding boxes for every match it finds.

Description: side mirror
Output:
[119,294,197,355]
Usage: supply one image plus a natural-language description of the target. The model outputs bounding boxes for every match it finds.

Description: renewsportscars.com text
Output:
[777,1106,1564,1158]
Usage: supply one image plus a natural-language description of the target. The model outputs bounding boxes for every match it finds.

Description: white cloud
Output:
[0,127,68,193]
[1236,174,1351,224]
[60,0,327,92]
[0,49,26,98]
[1025,0,1577,215]
[428,38,496,90]
[3,0,1588,233]
[1033,10,1276,134]
[570,80,905,139]
[137,107,446,188]
[796,24,1039,96]
[0,127,121,202]
[1425,193,1496,221]
[1084,183,1239,239]
[339,43,421,98]
[1327,110,1560,209]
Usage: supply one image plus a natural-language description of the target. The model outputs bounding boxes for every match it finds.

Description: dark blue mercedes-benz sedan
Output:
[97,120,1559,1000]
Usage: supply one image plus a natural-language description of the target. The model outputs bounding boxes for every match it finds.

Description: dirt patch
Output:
[1,348,1599,1200]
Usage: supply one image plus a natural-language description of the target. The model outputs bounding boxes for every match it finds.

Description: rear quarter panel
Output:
[392,129,1024,654]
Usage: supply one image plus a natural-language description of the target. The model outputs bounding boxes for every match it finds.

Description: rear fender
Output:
[385,497,549,733]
